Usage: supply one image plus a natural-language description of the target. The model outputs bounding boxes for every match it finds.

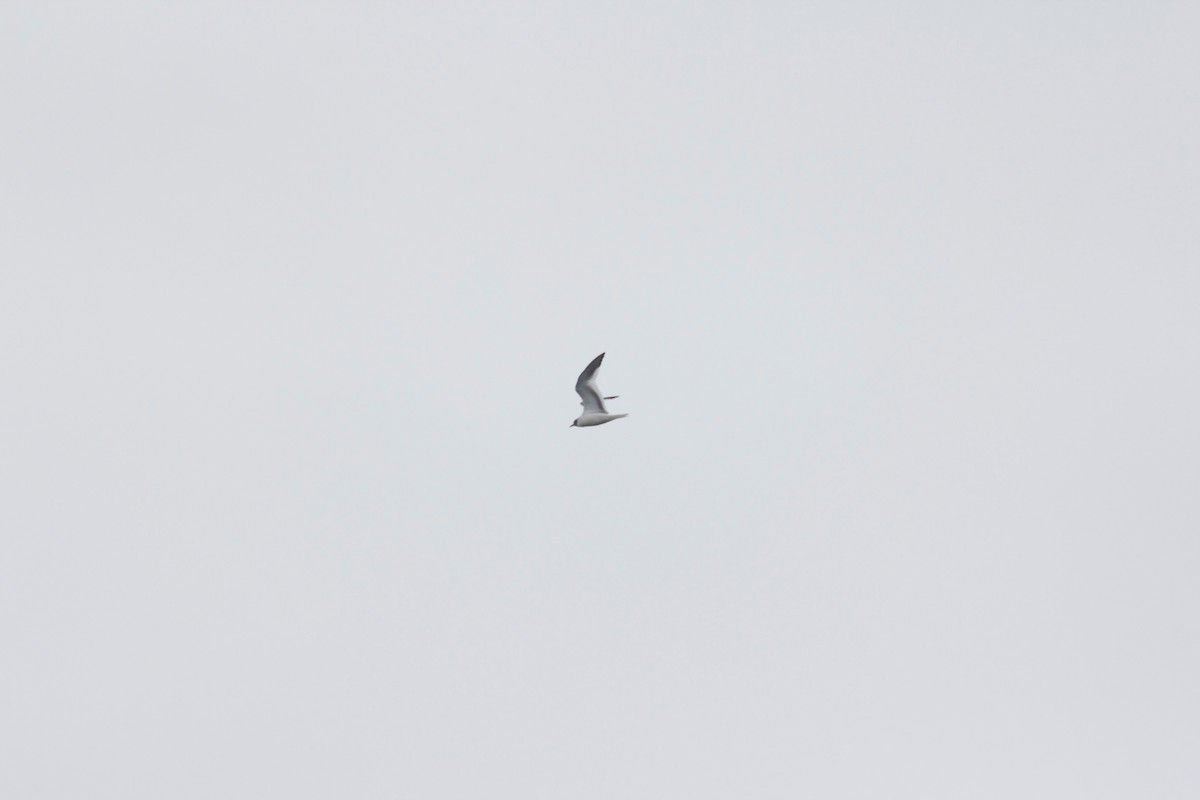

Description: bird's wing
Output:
[575,352,609,414]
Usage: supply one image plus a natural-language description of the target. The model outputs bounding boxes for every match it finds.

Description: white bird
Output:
[570,352,628,428]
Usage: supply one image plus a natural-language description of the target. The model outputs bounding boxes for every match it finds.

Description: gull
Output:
[570,352,628,428]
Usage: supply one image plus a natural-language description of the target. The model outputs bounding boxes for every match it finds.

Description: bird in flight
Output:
[570,352,628,428]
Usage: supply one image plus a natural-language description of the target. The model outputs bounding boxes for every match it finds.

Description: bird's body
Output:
[573,412,628,427]
[571,352,628,428]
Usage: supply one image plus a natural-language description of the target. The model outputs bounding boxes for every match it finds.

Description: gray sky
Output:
[3,3,1198,798]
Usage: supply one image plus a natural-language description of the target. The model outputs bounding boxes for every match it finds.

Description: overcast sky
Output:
[3,3,1198,798]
